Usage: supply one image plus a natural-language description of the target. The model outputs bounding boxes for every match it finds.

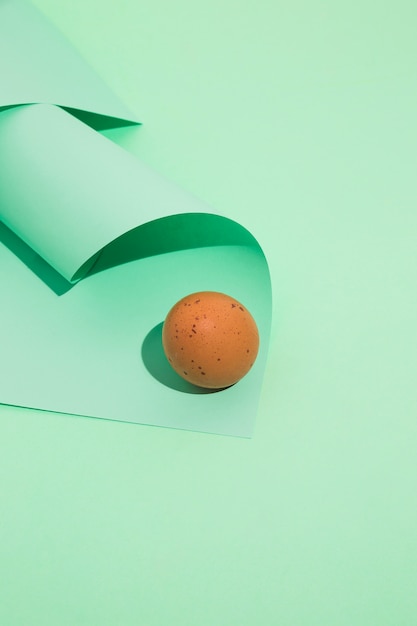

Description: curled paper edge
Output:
[0,0,138,129]
[0,104,270,294]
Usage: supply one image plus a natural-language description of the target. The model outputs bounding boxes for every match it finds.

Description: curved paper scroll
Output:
[0,104,258,284]
[0,4,272,437]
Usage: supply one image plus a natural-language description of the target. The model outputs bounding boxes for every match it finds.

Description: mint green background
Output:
[1,0,416,624]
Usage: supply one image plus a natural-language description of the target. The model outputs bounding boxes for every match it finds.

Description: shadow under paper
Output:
[1,212,264,298]
[76,213,259,281]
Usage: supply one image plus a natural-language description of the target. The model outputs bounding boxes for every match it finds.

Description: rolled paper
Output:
[0,104,218,282]
[0,3,272,437]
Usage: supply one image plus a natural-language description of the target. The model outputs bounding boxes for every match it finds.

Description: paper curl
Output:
[0,1,272,437]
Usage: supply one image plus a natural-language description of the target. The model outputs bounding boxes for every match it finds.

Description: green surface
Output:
[1,0,416,623]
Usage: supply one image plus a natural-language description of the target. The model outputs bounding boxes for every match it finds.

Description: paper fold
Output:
[0,104,260,285]
[0,0,137,129]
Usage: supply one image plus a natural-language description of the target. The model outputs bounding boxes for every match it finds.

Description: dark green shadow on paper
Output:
[60,106,140,131]
[0,105,139,132]
[76,213,259,281]
[0,212,264,297]
[0,220,73,295]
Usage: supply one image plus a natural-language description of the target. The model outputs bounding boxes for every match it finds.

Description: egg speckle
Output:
[162,291,259,389]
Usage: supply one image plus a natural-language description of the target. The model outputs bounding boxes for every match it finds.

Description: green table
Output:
[1,1,416,624]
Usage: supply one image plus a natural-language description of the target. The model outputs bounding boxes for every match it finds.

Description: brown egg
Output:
[162,291,259,389]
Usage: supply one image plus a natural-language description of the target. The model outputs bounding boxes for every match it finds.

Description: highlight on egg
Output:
[162,291,259,389]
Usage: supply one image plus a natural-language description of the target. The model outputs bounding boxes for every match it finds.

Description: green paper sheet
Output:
[0,0,137,129]
[0,103,271,437]
[0,1,272,436]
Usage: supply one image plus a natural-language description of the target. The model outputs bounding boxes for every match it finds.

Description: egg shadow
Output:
[141,322,223,394]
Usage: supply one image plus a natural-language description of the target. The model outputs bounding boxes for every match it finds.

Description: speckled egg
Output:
[162,291,259,389]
